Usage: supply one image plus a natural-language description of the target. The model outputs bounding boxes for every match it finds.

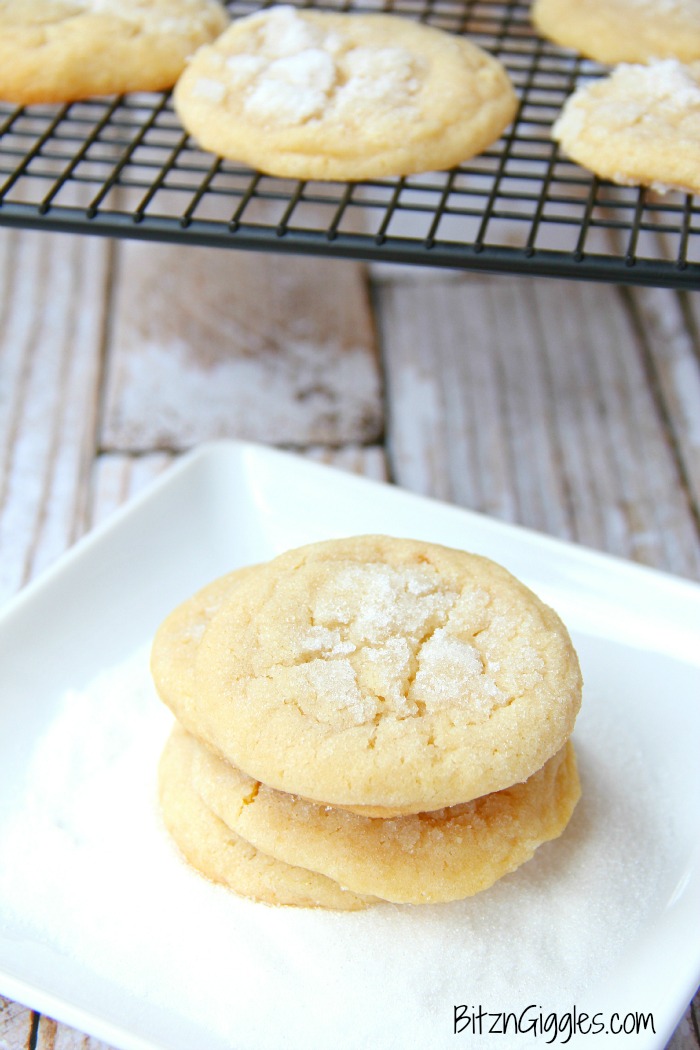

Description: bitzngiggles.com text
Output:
[453,1004,655,1043]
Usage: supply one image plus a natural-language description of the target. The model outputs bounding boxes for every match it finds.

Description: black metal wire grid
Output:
[1,0,698,289]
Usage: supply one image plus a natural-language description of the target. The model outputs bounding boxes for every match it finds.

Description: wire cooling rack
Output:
[1,0,698,289]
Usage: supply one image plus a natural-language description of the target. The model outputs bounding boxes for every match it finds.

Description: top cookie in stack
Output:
[152,535,583,907]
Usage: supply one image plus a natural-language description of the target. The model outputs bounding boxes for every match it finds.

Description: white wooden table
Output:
[1,225,699,1048]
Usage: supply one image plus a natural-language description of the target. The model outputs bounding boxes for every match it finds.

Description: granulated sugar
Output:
[288,562,531,723]
[0,642,682,1050]
[411,628,502,709]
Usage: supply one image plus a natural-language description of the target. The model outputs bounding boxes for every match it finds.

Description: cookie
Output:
[158,724,378,910]
[193,735,581,904]
[185,535,582,813]
[531,0,700,65]
[152,567,412,820]
[173,5,518,181]
[151,566,257,718]
[552,60,700,195]
[0,0,229,105]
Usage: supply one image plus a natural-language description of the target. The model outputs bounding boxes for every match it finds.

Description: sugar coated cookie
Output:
[0,0,229,105]
[553,60,700,195]
[173,5,518,180]
[183,536,582,813]
[151,566,257,717]
[159,725,378,910]
[193,735,581,904]
[151,567,410,820]
[531,0,700,65]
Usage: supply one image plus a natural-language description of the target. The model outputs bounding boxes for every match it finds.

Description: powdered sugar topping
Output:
[555,58,700,139]
[245,47,336,124]
[617,58,700,111]
[203,5,423,128]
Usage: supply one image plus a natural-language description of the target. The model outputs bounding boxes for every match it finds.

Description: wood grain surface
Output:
[0,228,698,1049]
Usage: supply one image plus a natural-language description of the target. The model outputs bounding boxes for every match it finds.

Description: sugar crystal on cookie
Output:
[411,628,503,714]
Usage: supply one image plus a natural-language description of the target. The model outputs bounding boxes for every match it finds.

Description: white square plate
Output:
[1,440,699,1050]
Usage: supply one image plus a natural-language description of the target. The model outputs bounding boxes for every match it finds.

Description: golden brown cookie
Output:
[173,5,518,180]
[0,0,229,105]
[151,564,412,820]
[193,735,581,904]
[183,535,582,813]
[158,724,378,910]
[531,0,700,65]
[151,566,257,719]
[552,60,700,195]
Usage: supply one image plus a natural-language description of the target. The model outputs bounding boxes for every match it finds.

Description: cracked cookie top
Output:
[185,536,582,812]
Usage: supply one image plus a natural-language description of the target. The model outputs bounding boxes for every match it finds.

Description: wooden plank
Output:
[302,443,388,480]
[101,241,383,450]
[376,276,572,530]
[0,997,35,1050]
[684,287,700,344]
[0,228,111,605]
[538,279,700,577]
[623,286,700,516]
[667,998,700,1050]
[34,1016,112,1050]
[376,273,700,580]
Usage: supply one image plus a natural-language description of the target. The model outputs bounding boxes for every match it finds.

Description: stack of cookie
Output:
[152,535,583,909]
